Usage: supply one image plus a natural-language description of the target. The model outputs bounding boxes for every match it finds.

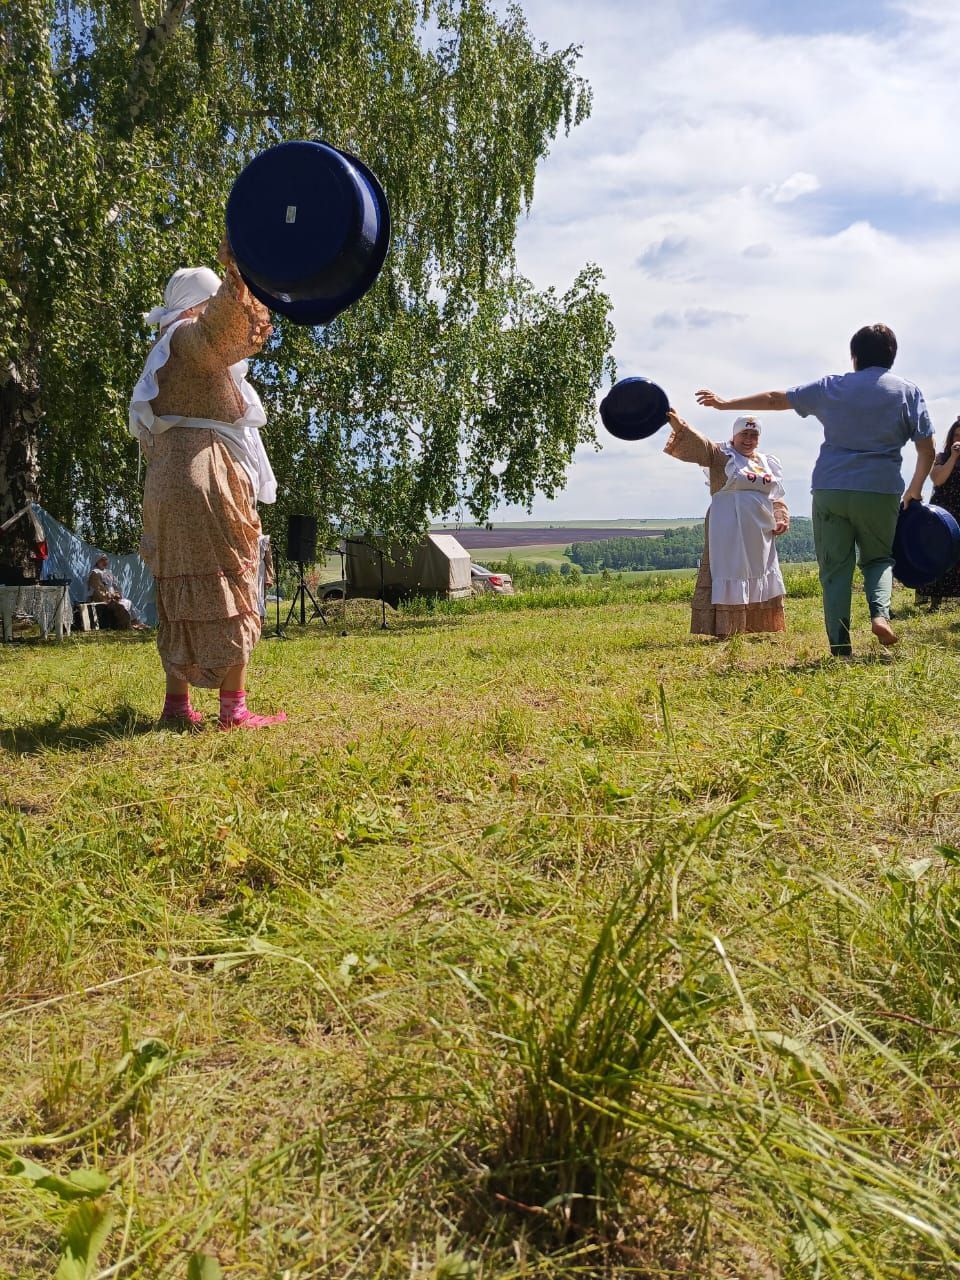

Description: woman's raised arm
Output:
[663,409,724,467]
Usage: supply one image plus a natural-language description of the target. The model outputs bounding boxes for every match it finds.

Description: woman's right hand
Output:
[695,389,727,409]
[667,408,688,431]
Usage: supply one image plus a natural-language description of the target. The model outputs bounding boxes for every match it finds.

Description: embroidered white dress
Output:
[708,446,786,606]
[664,418,789,637]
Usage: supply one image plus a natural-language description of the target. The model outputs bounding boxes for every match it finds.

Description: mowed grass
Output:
[2,579,960,1277]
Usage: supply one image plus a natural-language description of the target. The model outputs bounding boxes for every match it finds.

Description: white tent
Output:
[35,505,157,625]
[345,533,472,603]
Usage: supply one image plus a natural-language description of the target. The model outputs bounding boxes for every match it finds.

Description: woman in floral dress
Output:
[129,245,286,729]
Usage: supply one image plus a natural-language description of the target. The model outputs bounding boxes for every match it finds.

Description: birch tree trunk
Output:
[0,360,42,580]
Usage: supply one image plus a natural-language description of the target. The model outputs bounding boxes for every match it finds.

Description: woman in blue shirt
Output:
[696,324,935,656]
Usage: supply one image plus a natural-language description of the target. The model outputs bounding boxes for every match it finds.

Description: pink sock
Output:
[218,690,287,730]
[161,693,204,725]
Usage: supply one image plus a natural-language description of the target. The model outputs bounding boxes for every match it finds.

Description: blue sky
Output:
[493,0,960,520]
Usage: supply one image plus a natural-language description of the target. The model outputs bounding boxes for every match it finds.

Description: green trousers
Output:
[811,489,900,656]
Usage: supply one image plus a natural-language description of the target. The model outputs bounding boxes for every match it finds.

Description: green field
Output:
[480,543,575,569]
[476,545,699,573]
[488,550,820,584]
[434,518,703,531]
[2,578,960,1277]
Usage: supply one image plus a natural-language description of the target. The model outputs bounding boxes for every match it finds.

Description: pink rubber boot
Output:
[160,693,204,727]
[218,690,287,731]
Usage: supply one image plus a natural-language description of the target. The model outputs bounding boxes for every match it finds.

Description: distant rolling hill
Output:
[437,526,667,549]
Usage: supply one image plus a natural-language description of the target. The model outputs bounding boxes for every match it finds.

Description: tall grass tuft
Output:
[481,841,960,1272]
[489,845,720,1229]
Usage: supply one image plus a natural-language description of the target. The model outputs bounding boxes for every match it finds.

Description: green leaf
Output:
[187,1253,224,1280]
[792,1225,844,1265]
[112,1037,172,1091]
[55,1201,116,1279]
[755,1030,839,1091]
[904,857,934,881]
[5,1154,109,1201]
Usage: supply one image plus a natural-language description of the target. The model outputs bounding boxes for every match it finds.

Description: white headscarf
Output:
[144,266,222,329]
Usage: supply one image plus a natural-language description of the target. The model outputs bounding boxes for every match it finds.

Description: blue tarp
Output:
[35,505,157,625]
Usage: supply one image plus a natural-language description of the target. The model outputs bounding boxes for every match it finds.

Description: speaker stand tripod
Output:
[277,561,327,635]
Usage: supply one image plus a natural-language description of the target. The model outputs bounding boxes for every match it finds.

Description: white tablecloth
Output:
[0,584,72,641]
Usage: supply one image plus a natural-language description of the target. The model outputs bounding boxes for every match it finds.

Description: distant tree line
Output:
[485,554,583,588]
[567,519,816,572]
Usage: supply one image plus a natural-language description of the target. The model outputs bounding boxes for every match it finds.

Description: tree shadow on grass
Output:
[0,700,158,755]
[266,614,451,640]
[1,625,157,647]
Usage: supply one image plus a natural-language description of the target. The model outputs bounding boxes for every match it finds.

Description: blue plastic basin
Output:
[600,378,670,441]
[226,140,391,325]
[892,501,960,588]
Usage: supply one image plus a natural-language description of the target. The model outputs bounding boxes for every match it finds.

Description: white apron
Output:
[707,447,786,607]
[128,318,277,505]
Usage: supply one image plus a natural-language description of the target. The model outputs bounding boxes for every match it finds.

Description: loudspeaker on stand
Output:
[286,514,318,564]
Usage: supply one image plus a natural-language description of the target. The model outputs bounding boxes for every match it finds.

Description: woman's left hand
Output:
[773,520,788,536]
[223,259,274,346]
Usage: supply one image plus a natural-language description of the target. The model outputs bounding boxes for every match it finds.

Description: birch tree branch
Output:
[126,0,190,127]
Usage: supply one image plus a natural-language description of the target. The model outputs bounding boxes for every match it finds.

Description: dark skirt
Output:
[916,462,960,604]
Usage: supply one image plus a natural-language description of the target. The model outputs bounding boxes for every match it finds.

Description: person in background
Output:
[257,533,274,619]
[87,554,145,629]
[918,416,960,609]
[129,241,287,729]
[664,409,789,637]
[696,323,936,656]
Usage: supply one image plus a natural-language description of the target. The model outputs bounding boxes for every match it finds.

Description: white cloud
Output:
[766,172,821,203]
[486,0,960,521]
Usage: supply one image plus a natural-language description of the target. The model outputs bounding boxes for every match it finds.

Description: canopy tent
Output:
[35,506,157,625]
[345,533,472,604]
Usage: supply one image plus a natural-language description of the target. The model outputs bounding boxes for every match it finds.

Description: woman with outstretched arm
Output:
[664,409,789,637]
[695,323,935,656]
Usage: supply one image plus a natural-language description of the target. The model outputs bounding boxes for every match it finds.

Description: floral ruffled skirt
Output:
[141,426,262,687]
